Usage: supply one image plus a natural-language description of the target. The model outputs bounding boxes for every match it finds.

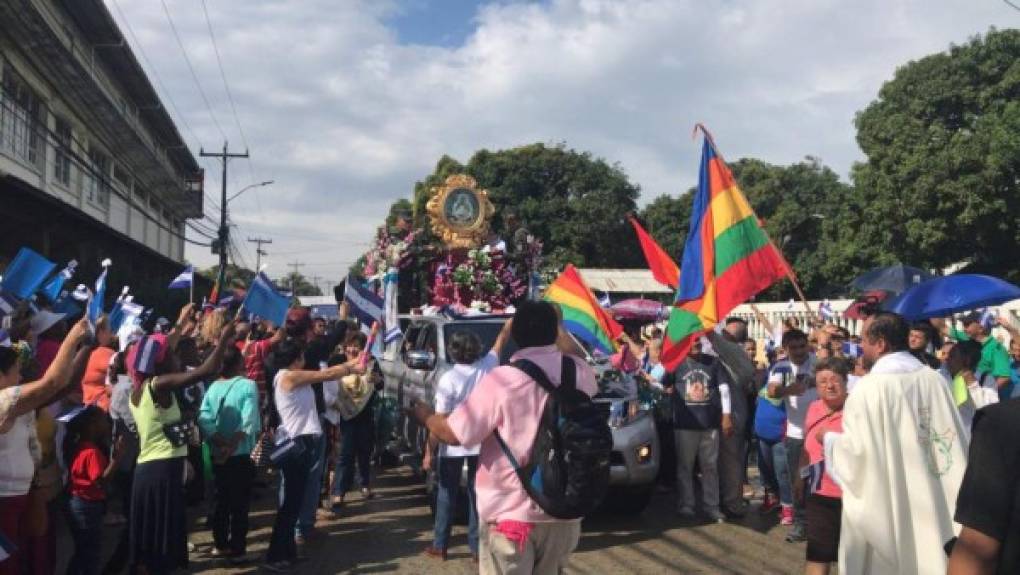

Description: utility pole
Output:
[200,142,249,274]
[247,236,272,271]
[287,261,304,294]
[310,275,321,294]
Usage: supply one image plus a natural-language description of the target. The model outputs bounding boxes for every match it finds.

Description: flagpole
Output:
[694,123,813,315]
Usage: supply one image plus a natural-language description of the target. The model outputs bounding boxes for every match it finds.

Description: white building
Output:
[0,0,204,305]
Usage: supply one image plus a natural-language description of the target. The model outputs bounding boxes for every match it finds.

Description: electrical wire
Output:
[159,0,227,142]
[1004,0,1020,11]
[108,0,203,152]
[198,0,252,170]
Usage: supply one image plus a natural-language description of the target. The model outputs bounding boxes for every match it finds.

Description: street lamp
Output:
[227,180,274,203]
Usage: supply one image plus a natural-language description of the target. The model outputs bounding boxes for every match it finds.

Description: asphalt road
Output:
[180,466,806,575]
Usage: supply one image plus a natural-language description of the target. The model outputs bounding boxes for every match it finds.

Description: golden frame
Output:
[425,174,495,249]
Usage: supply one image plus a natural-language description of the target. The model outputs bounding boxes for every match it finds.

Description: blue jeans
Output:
[296,432,327,536]
[756,438,792,506]
[66,496,105,575]
[332,413,374,498]
[785,437,806,525]
[267,436,316,563]
[433,455,478,554]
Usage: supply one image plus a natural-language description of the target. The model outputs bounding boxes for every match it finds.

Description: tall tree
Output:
[851,28,1020,281]
[198,263,255,292]
[279,272,323,297]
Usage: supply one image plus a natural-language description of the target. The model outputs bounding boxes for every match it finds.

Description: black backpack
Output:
[494,357,613,519]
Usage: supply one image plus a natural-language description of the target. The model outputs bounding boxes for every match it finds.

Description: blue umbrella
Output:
[850,264,935,294]
[882,274,1020,320]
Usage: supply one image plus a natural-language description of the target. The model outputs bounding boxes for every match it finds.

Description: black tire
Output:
[600,486,654,515]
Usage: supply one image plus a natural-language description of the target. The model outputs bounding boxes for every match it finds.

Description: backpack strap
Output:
[494,356,578,474]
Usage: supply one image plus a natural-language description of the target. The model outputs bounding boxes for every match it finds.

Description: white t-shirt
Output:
[274,369,322,440]
[434,351,498,457]
[767,355,817,440]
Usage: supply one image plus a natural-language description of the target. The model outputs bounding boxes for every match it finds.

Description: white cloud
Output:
[107,0,1015,283]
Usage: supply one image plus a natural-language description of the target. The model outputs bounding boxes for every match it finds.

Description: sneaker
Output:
[780,505,794,526]
[676,506,696,518]
[361,487,375,500]
[785,523,807,543]
[263,560,291,573]
[760,493,779,515]
[705,510,726,524]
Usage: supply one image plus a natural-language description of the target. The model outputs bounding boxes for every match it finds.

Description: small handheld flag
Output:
[168,265,194,289]
[39,260,77,303]
[87,259,111,326]
[1,247,57,299]
[344,274,384,327]
[382,268,401,344]
[241,272,290,326]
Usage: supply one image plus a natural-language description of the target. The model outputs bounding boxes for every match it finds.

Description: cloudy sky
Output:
[106,0,1016,288]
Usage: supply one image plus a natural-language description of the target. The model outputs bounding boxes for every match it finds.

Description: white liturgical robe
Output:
[823,351,969,575]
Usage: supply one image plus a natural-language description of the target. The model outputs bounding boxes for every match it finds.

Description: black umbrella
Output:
[850,264,935,295]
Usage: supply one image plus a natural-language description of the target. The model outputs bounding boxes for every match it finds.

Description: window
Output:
[84,145,110,206]
[0,65,46,171]
[53,117,72,186]
[112,163,131,192]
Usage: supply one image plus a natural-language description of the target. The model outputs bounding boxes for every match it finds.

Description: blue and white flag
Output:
[39,260,77,303]
[168,265,193,289]
[596,291,611,308]
[242,272,290,327]
[383,267,401,344]
[801,459,826,495]
[88,260,111,326]
[109,300,144,333]
[344,273,383,327]
[1,247,57,299]
[818,299,835,321]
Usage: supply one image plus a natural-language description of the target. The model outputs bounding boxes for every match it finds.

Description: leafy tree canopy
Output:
[851,27,1020,282]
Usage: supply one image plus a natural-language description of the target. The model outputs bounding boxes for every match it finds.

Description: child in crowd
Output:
[63,405,125,575]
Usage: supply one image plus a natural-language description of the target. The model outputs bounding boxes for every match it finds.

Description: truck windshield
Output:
[443,321,518,364]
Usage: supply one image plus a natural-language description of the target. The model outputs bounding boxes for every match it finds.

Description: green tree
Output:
[278,272,323,297]
[851,28,1020,281]
[198,263,255,291]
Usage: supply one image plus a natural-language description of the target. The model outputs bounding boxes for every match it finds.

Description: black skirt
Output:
[806,493,842,563]
[129,457,188,573]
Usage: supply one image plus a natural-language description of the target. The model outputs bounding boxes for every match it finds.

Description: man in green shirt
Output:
[942,312,1011,392]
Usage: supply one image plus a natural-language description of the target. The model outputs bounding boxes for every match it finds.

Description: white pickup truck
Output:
[376,313,660,514]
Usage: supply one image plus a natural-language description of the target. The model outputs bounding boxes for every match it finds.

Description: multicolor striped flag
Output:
[661,129,787,370]
[544,264,623,355]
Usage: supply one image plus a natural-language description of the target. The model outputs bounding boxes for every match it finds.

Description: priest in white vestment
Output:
[821,312,969,575]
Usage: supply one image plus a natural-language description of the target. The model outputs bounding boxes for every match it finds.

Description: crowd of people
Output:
[1,281,1019,574]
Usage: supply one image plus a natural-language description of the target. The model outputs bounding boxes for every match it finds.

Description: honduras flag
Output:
[344,273,383,328]
[168,265,193,289]
[242,272,290,326]
[1,247,57,299]
[801,459,826,495]
[88,260,111,326]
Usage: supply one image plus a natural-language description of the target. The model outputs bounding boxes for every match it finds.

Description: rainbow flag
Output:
[661,131,787,370]
[544,264,623,354]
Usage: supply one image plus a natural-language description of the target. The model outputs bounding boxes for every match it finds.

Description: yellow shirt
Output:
[129,378,187,464]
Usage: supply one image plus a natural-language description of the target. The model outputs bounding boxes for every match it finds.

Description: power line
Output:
[159,0,227,142]
[1005,0,1020,11]
[108,0,202,151]
[198,0,253,172]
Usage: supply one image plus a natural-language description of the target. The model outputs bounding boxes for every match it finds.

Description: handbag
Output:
[250,429,274,468]
[268,435,307,468]
[162,419,198,448]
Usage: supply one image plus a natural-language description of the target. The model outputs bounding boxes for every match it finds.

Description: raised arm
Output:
[152,320,237,393]
[13,317,90,415]
[165,303,197,353]
[279,358,364,391]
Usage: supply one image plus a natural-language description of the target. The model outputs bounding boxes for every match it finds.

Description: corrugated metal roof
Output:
[575,268,673,294]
